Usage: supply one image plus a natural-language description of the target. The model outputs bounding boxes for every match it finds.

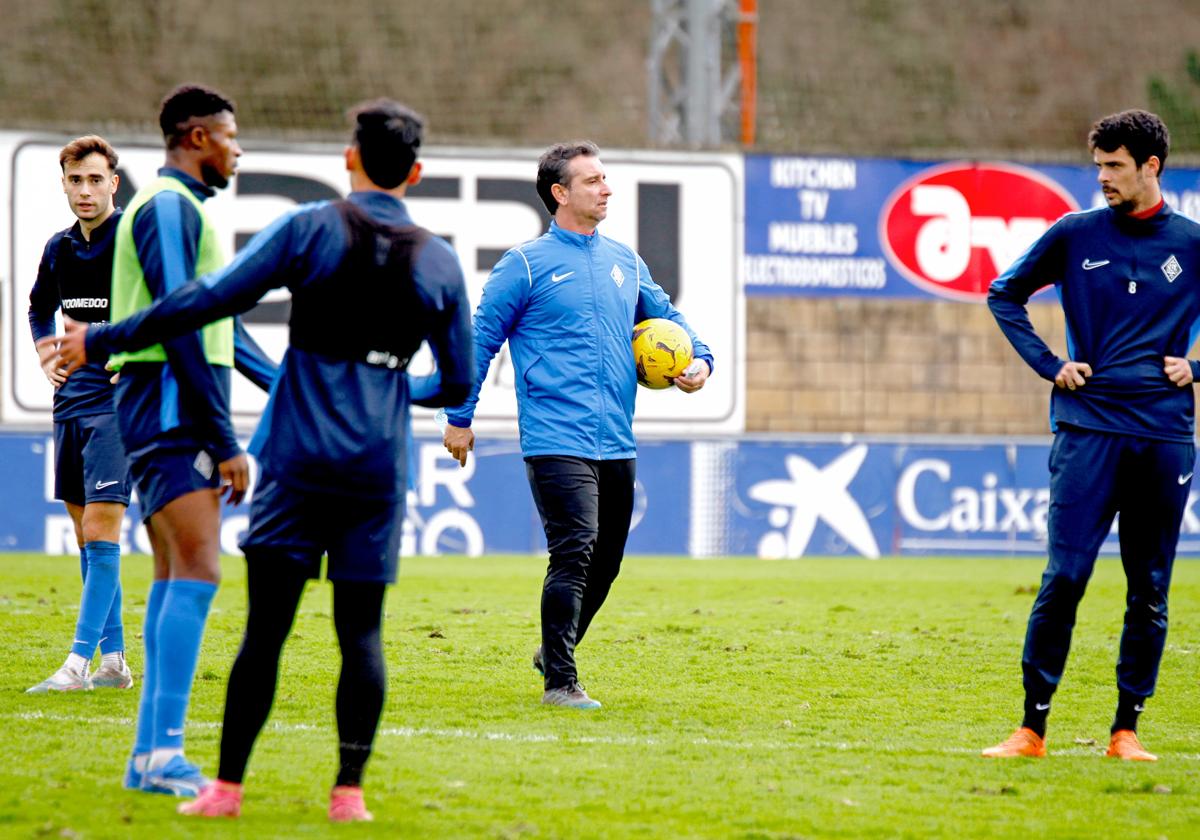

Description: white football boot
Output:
[26,661,93,693]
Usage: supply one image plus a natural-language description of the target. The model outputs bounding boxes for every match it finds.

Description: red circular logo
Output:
[880,163,1079,300]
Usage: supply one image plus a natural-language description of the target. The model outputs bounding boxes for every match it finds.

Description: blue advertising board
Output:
[744,155,1200,299]
[3,431,1199,558]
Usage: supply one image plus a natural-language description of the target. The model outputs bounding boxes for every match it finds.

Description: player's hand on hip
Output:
[40,316,90,376]
[443,424,475,468]
[35,338,67,387]
[1164,356,1194,387]
[218,452,250,505]
[1054,360,1092,390]
[673,359,710,393]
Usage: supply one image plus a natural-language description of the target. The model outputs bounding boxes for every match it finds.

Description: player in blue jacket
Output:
[53,99,474,821]
[26,135,133,694]
[984,110,1200,761]
[443,141,713,710]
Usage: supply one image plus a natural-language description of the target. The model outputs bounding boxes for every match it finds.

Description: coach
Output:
[443,141,713,710]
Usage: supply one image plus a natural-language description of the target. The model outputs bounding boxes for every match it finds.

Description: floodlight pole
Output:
[647,0,757,148]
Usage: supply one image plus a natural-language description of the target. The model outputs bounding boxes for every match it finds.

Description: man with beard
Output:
[985,109,1198,762]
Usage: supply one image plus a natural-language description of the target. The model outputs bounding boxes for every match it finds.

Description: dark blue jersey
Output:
[28,211,122,419]
[87,190,474,500]
[110,167,277,464]
[990,204,1200,442]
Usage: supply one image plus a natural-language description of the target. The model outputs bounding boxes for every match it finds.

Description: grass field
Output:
[1,552,1198,839]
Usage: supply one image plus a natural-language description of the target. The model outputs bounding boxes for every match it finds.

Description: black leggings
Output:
[218,552,387,788]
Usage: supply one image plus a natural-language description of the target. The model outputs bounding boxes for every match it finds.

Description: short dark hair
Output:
[536,141,600,215]
[59,135,118,172]
[1088,109,1170,173]
[349,99,424,189]
[159,84,236,149]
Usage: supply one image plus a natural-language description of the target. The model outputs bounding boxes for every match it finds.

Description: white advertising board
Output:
[2,135,743,433]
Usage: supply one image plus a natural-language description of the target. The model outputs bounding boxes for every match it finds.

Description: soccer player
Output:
[55,84,277,796]
[442,141,713,710]
[26,135,133,694]
[51,99,473,821]
[984,109,1199,761]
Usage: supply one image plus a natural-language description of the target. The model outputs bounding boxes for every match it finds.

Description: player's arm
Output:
[28,236,66,386]
[442,248,531,465]
[633,253,713,392]
[84,207,310,362]
[224,208,332,393]
[987,221,1087,387]
[233,317,278,392]
[408,237,474,408]
[1164,304,1200,387]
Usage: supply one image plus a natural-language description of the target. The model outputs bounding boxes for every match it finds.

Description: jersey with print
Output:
[28,211,122,419]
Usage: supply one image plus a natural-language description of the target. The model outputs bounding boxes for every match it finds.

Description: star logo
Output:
[1162,254,1182,283]
[747,445,881,558]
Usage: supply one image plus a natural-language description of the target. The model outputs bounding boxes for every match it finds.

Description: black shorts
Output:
[240,475,404,583]
[129,443,221,521]
[53,413,132,507]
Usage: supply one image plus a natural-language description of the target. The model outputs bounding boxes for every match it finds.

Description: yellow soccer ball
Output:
[632,318,693,389]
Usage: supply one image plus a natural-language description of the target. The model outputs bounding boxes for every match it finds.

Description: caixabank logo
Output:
[879,162,1079,300]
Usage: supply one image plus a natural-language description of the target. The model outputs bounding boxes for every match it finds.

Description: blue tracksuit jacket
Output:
[989,204,1200,443]
[86,191,474,500]
[444,220,713,459]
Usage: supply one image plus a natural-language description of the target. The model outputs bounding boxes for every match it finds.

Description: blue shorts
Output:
[241,475,403,583]
[53,413,132,507]
[129,444,221,521]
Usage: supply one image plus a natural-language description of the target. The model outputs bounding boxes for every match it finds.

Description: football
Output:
[632,318,694,389]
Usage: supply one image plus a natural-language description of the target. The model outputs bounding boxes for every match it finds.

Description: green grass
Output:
[1,553,1198,839]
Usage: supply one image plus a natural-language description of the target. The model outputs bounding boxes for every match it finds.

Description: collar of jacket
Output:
[1110,202,1173,233]
[549,219,600,247]
[158,166,216,200]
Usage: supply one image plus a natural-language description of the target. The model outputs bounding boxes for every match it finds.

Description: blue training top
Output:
[28,210,123,420]
[444,220,713,460]
[86,190,474,500]
[989,203,1200,443]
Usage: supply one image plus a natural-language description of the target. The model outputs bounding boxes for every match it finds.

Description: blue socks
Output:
[152,580,217,750]
[133,580,168,757]
[71,541,123,659]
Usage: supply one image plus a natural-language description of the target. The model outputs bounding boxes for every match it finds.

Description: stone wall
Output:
[746,298,1068,435]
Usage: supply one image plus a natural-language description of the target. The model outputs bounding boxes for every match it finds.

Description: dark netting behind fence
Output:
[4,0,1200,156]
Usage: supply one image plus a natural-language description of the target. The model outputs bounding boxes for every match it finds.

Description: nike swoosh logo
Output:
[94,480,120,490]
[1179,473,1193,485]
[1081,259,1110,271]
[1134,704,1145,712]
[551,271,574,283]
[1034,702,1051,711]
[166,728,185,737]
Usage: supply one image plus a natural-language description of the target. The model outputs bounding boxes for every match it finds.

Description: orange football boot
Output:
[981,727,1047,758]
[1106,730,1157,761]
